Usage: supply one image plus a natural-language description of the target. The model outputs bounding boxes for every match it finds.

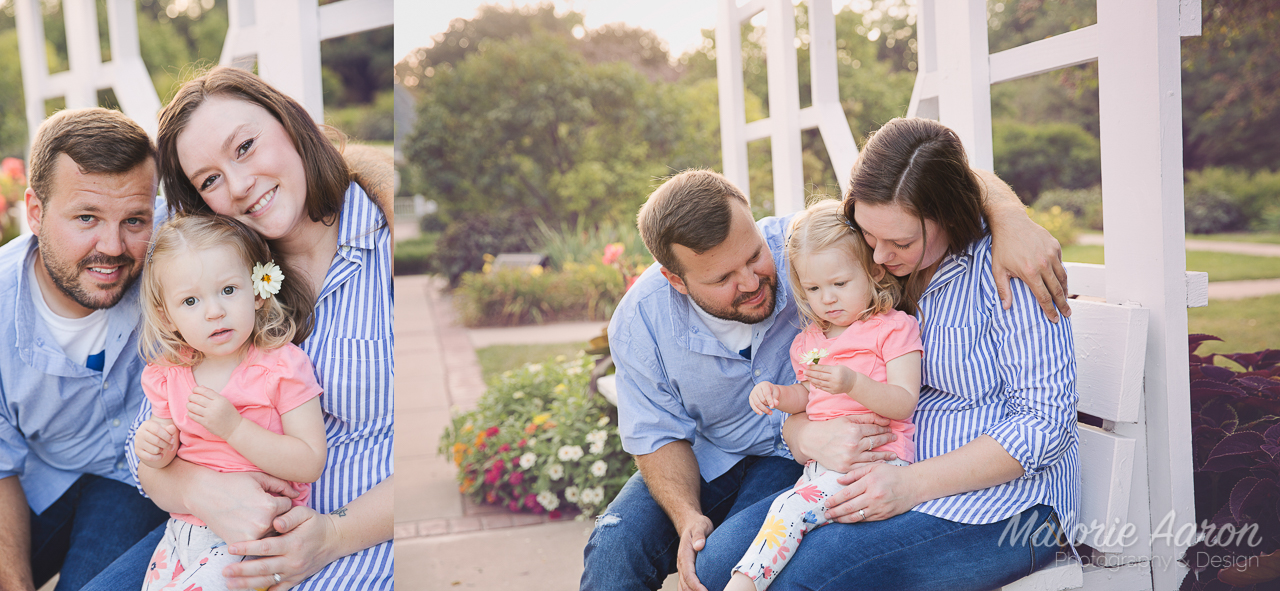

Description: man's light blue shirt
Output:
[0,234,144,513]
[610,214,801,482]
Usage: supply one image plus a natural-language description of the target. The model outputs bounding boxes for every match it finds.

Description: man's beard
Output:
[688,274,778,325]
[39,242,138,311]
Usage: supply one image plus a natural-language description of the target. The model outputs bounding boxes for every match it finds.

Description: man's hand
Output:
[783,413,896,473]
[135,419,178,466]
[676,514,714,591]
[187,386,242,440]
[805,364,860,396]
[977,168,1071,322]
[749,382,782,415]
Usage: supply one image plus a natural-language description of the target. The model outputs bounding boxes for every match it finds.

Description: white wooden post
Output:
[716,0,859,215]
[219,0,393,123]
[905,0,993,170]
[14,0,163,139]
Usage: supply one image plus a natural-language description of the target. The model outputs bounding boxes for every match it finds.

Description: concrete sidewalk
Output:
[1076,233,1280,300]
[394,275,624,590]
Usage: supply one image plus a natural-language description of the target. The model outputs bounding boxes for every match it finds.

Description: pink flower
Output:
[625,276,638,291]
[498,443,511,452]
[518,438,527,448]
[484,468,501,485]
[493,458,505,470]
[508,499,520,512]
[549,510,563,520]
[486,426,500,437]
[1,158,24,183]
[602,243,624,265]
[509,471,524,486]
[524,494,538,509]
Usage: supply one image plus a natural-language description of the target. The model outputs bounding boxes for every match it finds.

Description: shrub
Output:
[993,120,1101,202]
[1027,206,1079,247]
[432,210,540,286]
[438,353,634,517]
[1185,188,1248,235]
[1035,186,1104,231]
[453,261,630,327]
[1185,168,1280,233]
[535,218,651,270]
[1181,336,1280,590]
[393,233,437,276]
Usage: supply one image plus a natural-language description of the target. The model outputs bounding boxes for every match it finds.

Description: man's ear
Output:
[24,188,42,237]
[660,267,689,295]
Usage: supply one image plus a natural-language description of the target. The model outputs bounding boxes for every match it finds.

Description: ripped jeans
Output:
[580,455,804,591]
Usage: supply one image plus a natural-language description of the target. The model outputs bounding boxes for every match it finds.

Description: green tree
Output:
[993,119,1100,202]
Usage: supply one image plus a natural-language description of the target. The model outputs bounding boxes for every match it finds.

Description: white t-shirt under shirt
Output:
[690,299,754,358]
[27,259,109,369]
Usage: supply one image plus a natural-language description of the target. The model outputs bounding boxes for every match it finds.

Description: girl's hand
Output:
[822,462,921,524]
[223,506,341,590]
[188,385,243,440]
[135,419,177,464]
[806,364,861,396]
[749,382,782,415]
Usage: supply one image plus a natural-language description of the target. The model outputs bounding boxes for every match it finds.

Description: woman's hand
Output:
[783,413,896,473]
[821,462,922,524]
[223,506,340,590]
[187,470,298,544]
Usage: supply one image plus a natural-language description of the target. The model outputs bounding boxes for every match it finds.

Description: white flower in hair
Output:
[252,261,284,299]
[801,348,828,366]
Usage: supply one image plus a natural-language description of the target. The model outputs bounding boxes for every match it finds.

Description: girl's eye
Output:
[183,297,197,307]
[199,174,219,191]
[223,286,236,296]
[237,139,253,157]
[835,281,846,287]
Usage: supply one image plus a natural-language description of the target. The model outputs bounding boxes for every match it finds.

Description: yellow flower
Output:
[483,253,495,263]
[463,424,474,433]
[752,515,788,549]
[482,263,493,274]
[532,413,552,426]
[528,265,544,277]
[554,383,568,394]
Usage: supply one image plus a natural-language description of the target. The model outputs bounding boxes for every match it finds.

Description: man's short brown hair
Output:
[27,108,156,204]
[637,169,750,277]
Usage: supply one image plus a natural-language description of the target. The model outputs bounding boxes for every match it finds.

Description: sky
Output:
[395,0,720,63]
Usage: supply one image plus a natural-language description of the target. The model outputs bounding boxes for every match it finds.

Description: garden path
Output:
[395,274,671,590]
[1078,233,1280,299]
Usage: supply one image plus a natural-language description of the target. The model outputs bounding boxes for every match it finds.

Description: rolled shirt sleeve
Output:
[0,414,29,481]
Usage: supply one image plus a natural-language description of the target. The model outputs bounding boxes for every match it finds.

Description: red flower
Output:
[493,458,505,470]
[549,510,562,520]
[1,158,24,183]
[509,471,525,486]
[518,438,527,448]
[484,469,501,485]
[524,494,538,509]
[508,499,520,512]
[602,243,624,265]
[498,443,511,452]
[486,426,500,437]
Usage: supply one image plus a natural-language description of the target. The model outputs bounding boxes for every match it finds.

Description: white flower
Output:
[800,348,829,365]
[555,355,567,362]
[537,490,560,511]
[519,452,537,470]
[566,366,582,376]
[589,442,605,455]
[580,486,605,505]
[557,445,584,462]
[547,463,564,480]
[591,460,608,478]
[527,363,543,374]
[597,416,610,427]
[512,390,524,399]
[564,486,580,502]
[586,430,608,445]
[251,261,284,299]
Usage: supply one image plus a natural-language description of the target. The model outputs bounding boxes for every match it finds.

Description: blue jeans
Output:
[78,522,164,591]
[696,496,1064,591]
[581,455,805,591]
[29,474,168,591]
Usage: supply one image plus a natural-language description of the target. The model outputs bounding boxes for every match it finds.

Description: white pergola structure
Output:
[14,0,392,139]
[717,1,1209,590]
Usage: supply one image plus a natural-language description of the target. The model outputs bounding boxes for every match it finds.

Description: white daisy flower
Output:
[801,348,829,365]
[597,416,610,427]
[519,452,537,470]
[566,366,582,376]
[589,441,605,455]
[537,490,560,511]
[547,463,565,480]
[557,445,584,462]
[251,261,284,299]
[564,486,580,502]
[527,363,543,374]
[586,430,608,445]
[512,390,525,399]
[591,460,608,477]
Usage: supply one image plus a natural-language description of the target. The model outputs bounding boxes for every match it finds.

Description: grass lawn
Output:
[476,342,591,382]
[1061,245,1280,282]
[1190,295,1280,357]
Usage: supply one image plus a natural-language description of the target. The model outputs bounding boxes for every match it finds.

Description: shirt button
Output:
[102,383,109,390]
[112,419,121,427]
[116,462,124,470]
[754,369,761,376]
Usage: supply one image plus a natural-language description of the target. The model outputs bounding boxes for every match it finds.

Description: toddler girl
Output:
[133,215,326,591]
[728,199,923,591]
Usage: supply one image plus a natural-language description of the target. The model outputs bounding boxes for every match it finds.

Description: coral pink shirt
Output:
[143,343,322,525]
[790,309,923,463]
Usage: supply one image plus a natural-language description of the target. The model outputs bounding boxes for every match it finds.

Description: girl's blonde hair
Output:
[787,199,900,330]
[140,215,315,366]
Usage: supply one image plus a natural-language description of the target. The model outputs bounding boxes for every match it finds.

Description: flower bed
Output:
[1182,335,1280,589]
[438,353,634,517]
